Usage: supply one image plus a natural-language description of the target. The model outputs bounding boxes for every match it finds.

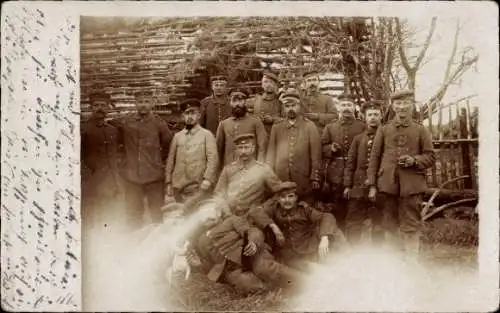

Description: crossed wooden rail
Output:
[421,175,477,222]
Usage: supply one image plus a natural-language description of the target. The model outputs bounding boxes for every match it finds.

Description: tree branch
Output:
[414,17,437,69]
[395,18,412,74]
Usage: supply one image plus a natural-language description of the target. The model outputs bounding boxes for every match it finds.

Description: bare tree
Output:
[421,20,479,121]
[395,17,437,96]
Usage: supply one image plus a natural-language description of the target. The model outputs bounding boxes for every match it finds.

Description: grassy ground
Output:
[165,217,479,311]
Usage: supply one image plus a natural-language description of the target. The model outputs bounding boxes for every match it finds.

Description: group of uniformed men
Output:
[81,69,435,294]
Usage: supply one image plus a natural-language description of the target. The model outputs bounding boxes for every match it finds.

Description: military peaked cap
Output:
[391,89,415,100]
[229,88,249,99]
[233,133,255,145]
[180,98,201,112]
[210,75,228,83]
[280,89,301,103]
[276,181,298,194]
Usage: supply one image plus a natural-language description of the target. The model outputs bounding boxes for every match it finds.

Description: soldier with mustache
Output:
[300,69,339,131]
[321,93,366,233]
[367,90,435,258]
[250,181,347,270]
[200,75,232,136]
[81,91,123,228]
[266,89,322,204]
[215,88,268,167]
[343,103,384,245]
[246,71,283,134]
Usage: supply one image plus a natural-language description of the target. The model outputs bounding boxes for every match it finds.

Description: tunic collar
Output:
[340,115,355,125]
[231,114,248,121]
[185,124,201,136]
[286,116,303,128]
[366,126,378,135]
[393,117,411,128]
[262,92,278,101]
[236,158,256,170]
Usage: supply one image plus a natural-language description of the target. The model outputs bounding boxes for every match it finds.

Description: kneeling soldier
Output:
[344,103,384,245]
[250,181,347,271]
[367,90,435,258]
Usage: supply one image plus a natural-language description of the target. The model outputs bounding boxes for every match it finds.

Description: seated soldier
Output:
[188,201,303,295]
[250,181,347,271]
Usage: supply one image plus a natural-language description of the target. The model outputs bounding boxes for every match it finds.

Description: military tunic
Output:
[216,114,268,167]
[300,90,339,129]
[81,118,121,197]
[81,118,122,227]
[367,118,435,234]
[322,116,366,189]
[214,159,281,211]
[250,201,343,267]
[343,128,383,244]
[113,112,173,227]
[165,124,219,196]
[247,93,283,134]
[266,117,322,201]
[200,95,232,135]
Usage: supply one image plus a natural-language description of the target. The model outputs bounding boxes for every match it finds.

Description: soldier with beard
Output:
[216,88,267,167]
[321,93,366,232]
[300,70,339,130]
[165,99,219,205]
[81,91,123,228]
[266,89,322,204]
[246,71,283,134]
[343,104,384,245]
[367,90,435,258]
[201,75,232,136]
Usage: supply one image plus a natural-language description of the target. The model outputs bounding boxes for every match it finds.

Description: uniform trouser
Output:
[251,249,304,288]
[345,198,384,245]
[124,179,164,229]
[329,184,348,233]
[377,192,423,246]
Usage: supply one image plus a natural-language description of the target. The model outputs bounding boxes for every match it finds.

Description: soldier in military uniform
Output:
[343,104,384,245]
[190,203,304,295]
[367,90,435,258]
[200,75,231,135]
[214,133,281,213]
[300,69,339,130]
[165,99,219,205]
[250,181,347,271]
[321,93,366,232]
[246,71,283,134]
[216,89,268,167]
[81,91,123,228]
[114,90,173,229]
[266,89,322,204]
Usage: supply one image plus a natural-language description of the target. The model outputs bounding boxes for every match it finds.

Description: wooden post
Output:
[438,101,443,140]
[459,107,473,189]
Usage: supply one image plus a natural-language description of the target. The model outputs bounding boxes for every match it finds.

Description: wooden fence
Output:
[427,139,478,190]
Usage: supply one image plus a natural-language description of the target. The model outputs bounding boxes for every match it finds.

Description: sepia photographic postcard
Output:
[1,1,499,312]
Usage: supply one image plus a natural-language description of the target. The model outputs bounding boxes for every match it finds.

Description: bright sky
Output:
[405,16,482,124]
